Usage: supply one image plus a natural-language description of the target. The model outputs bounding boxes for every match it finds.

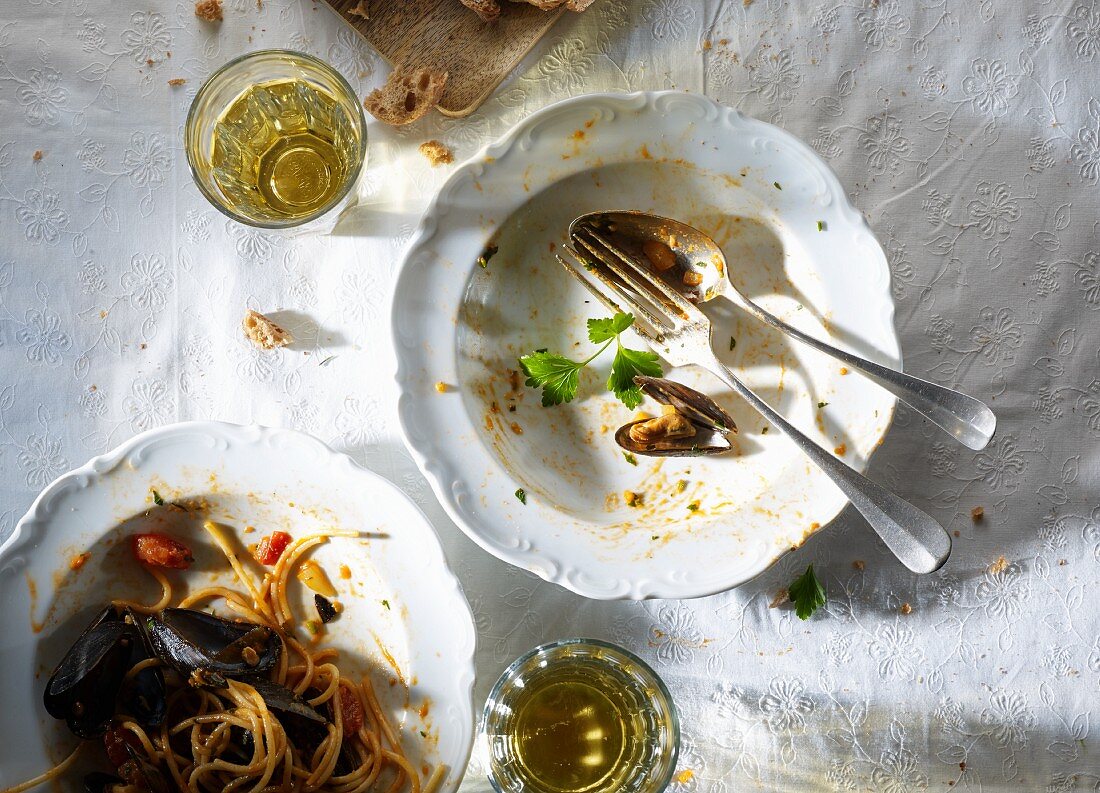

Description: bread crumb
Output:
[989,555,1008,574]
[852,559,865,570]
[434,381,448,393]
[1058,559,1067,566]
[702,39,712,50]
[900,602,912,615]
[834,443,847,455]
[242,310,292,350]
[419,140,454,167]
[195,0,223,21]
[839,366,849,375]
[743,0,753,5]
[347,0,369,19]
[953,530,960,537]
[768,588,788,608]
[168,78,187,86]
[32,150,43,161]
[809,521,821,530]
[971,505,984,522]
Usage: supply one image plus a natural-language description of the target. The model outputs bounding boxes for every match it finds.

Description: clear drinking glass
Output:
[184,49,366,230]
[480,639,679,793]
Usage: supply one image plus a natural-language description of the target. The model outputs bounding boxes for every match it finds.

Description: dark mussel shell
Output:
[117,607,166,728]
[118,662,165,728]
[141,608,281,688]
[118,743,170,793]
[83,772,124,793]
[44,606,137,738]
[275,685,354,775]
[243,677,326,724]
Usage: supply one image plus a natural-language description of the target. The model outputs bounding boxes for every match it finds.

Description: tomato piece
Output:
[131,533,194,569]
[253,531,292,566]
[339,689,365,734]
[103,726,139,768]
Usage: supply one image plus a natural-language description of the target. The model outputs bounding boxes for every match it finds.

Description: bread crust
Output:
[364,67,448,126]
[459,0,500,21]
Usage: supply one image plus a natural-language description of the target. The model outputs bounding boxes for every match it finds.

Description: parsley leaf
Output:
[514,488,527,504]
[587,313,634,343]
[788,564,826,620]
[519,352,584,406]
[608,345,662,410]
[521,312,663,408]
[151,489,164,506]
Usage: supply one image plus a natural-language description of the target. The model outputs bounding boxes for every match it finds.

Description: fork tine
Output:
[570,237,676,331]
[563,245,669,337]
[572,234,688,330]
[555,253,624,317]
[576,227,699,317]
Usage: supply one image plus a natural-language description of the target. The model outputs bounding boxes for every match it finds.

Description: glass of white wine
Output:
[185,49,366,229]
[481,639,679,793]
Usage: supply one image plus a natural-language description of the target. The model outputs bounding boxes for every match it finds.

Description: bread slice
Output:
[460,0,500,21]
[364,66,448,126]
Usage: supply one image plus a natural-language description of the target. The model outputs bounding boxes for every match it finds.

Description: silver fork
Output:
[559,228,952,575]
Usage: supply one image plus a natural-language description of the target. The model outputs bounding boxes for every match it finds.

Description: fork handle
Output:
[701,355,951,574]
[731,298,996,451]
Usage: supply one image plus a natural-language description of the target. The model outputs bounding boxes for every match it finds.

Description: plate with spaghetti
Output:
[0,422,476,793]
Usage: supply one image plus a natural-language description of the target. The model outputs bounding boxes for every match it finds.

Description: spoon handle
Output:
[732,297,996,451]
[700,353,952,575]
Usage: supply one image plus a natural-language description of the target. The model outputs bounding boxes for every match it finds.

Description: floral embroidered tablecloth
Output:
[2,0,1099,790]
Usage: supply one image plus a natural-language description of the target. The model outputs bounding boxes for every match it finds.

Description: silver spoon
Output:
[571,211,997,451]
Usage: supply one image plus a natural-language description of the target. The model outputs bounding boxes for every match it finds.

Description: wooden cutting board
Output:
[322,0,565,118]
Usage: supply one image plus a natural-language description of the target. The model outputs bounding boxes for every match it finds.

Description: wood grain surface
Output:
[322,0,564,118]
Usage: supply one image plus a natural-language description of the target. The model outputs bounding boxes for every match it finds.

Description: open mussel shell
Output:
[43,605,137,738]
[140,608,281,688]
[615,377,737,458]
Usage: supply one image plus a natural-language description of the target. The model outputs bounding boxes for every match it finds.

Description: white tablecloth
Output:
[2,1,1099,790]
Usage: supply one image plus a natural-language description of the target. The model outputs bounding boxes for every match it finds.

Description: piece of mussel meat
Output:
[44,606,137,739]
[615,376,737,457]
[141,608,281,688]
